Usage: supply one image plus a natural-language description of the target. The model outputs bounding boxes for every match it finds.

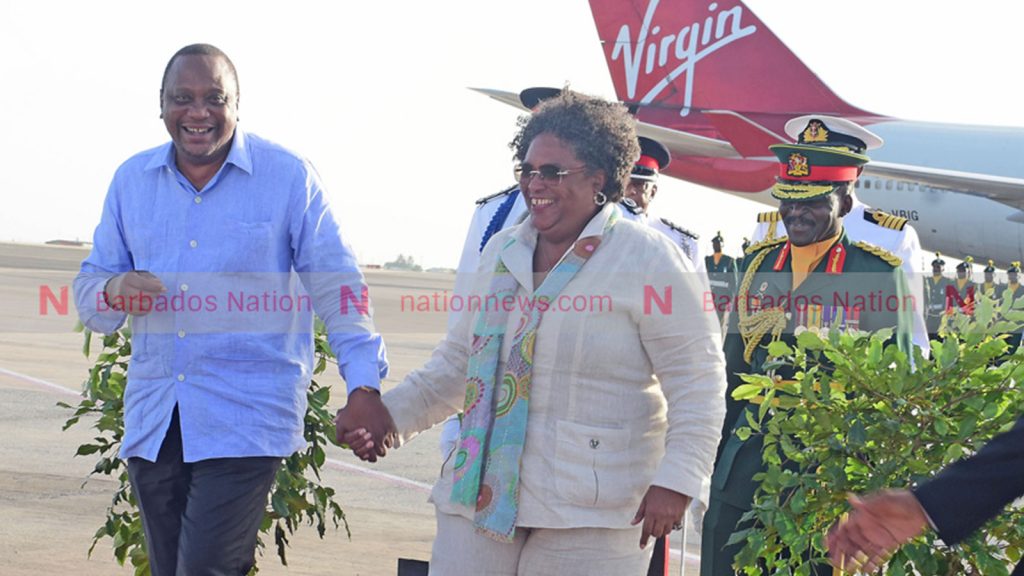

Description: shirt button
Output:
[177,374,185,382]
[194,196,202,204]
[189,240,198,248]
[180,283,189,292]
[177,330,186,338]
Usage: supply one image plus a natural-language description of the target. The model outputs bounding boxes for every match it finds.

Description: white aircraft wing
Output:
[470,87,739,158]
[867,161,1024,211]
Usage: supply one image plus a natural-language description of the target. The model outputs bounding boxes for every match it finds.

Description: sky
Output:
[3,0,1024,269]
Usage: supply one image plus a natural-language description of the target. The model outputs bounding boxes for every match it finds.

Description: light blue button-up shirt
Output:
[74,130,388,462]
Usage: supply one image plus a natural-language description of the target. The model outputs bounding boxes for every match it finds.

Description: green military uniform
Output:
[999,262,1023,351]
[706,232,739,324]
[978,260,1000,300]
[700,233,910,576]
[701,115,913,576]
[924,253,950,339]
[947,259,976,317]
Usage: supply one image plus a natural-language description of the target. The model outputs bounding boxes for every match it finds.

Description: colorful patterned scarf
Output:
[450,210,617,541]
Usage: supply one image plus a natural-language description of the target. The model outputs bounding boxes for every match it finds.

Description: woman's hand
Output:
[631,485,692,549]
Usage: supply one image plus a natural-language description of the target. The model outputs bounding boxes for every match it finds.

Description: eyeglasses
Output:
[513,163,587,185]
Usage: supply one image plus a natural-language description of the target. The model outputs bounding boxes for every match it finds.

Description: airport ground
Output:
[0,242,698,575]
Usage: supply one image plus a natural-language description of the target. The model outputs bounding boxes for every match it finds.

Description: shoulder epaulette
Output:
[745,235,787,255]
[757,210,782,223]
[853,240,903,267]
[863,209,908,231]
[659,217,699,240]
[475,183,519,205]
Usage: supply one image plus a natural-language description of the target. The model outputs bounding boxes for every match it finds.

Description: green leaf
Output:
[76,444,102,456]
[795,330,825,350]
[736,427,751,441]
[271,491,290,518]
[731,383,764,401]
[847,420,867,447]
[767,341,793,357]
[944,443,964,463]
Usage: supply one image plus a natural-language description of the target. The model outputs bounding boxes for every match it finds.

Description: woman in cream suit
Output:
[339,91,727,576]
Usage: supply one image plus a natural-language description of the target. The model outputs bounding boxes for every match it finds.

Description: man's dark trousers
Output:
[127,408,281,576]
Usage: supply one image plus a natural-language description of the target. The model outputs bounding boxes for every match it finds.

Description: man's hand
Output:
[334,388,397,463]
[631,485,691,549]
[104,271,166,316]
[827,490,929,573]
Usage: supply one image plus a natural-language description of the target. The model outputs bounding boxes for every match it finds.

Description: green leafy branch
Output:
[730,293,1024,575]
[60,320,348,575]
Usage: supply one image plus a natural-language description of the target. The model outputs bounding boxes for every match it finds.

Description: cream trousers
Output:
[428,510,654,576]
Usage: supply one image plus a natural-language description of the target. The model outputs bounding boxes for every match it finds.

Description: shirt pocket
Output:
[553,420,633,508]
[221,220,275,271]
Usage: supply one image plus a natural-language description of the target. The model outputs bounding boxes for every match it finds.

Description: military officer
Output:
[1000,262,1023,352]
[980,260,999,298]
[701,117,914,576]
[621,136,705,272]
[947,257,976,316]
[924,253,951,339]
[999,261,1021,301]
[704,231,738,323]
[747,115,928,352]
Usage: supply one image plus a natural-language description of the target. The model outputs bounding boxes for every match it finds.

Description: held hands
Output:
[631,485,691,549]
[104,271,166,316]
[334,387,397,463]
[826,490,929,573]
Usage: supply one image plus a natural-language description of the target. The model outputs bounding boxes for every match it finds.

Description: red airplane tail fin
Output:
[588,0,871,124]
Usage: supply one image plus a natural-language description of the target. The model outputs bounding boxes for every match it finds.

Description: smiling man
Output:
[73,44,389,576]
[700,118,915,576]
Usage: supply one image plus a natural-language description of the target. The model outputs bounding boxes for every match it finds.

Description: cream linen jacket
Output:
[382,204,726,530]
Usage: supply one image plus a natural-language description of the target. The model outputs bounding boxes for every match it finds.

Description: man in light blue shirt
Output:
[74,43,389,576]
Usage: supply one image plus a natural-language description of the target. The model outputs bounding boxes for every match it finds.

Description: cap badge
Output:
[787,153,810,177]
[802,120,829,143]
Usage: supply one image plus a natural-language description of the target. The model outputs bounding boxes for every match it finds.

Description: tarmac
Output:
[0,241,700,575]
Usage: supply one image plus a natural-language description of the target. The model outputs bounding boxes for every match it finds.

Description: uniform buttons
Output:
[589,439,600,449]
[177,374,186,382]
[189,240,198,248]
[180,283,189,292]
[194,196,202,204]
[177,330,186,338]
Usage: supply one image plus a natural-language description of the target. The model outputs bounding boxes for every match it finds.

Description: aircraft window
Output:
[863,180,871,189]
[897,182,905,191]
[886,180,893,190]
[855,180,861,188]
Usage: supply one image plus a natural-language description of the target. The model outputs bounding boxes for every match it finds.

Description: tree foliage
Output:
[59,320,347,575]
[731,294,1024,575]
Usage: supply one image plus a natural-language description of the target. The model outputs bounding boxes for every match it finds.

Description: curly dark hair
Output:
[510,90,639,203]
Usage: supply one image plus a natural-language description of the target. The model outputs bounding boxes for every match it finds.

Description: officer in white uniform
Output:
[620,136,705,272]
[748,115,929,353]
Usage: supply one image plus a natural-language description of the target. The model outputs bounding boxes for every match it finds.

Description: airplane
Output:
[473,0,1024,267]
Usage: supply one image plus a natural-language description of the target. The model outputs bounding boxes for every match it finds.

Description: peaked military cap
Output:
[931,252,945,267]
[712,230,724,243]
[1009,261,1021,274]
[769,116,883,202]
[519,87,562,110]
[632,136,671,181]
[985,260,997,273]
